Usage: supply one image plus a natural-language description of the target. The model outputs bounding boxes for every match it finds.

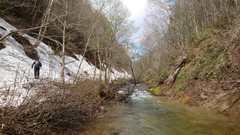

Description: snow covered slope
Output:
[0,18,131,89]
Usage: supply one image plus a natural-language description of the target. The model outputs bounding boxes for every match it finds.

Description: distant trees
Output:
[88,0,135,83]
[100,0,135,82]
[146,0,240,49]
[168,0,240,48]
[0,0,133,83]
[138,0,240,83]
[48,0,133,83]
[135,0,173,83]
[49,0,133,83]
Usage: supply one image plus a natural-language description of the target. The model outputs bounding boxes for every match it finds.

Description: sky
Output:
[121,0,147,20]
[120,0,148,55]
[121,0,176,54]
[121,0,147,43]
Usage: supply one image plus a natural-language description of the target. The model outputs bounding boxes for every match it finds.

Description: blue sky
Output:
[121,0,176,42]
[121,0,176,55]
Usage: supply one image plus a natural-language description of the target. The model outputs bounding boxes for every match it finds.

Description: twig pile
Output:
[0,80,102,135]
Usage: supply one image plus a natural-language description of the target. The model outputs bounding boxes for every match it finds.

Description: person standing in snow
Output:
[31,60,42,79]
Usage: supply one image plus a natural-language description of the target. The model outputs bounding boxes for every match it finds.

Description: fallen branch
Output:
[164,56,187,86]
[0,30,16,43]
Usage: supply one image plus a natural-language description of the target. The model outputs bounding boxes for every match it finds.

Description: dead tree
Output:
[164,56,187,86]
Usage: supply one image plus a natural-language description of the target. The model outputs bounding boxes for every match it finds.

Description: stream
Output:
[79,84,240,135]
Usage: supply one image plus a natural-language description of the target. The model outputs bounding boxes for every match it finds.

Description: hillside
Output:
[140,0,240,120]
[0,0,132,73]
[0,17,131,102]
[0,1,135,134]
[0,16,132,135]
[159,14,240,119]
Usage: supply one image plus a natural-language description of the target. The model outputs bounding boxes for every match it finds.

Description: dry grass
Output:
[0,80,104,135]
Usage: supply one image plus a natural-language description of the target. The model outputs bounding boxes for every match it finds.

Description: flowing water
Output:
[79,84,240,135]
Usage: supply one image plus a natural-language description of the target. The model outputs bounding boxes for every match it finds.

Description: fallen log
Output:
[164,56,187,86]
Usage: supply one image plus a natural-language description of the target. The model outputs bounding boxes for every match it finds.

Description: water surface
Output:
[80,84,240,135]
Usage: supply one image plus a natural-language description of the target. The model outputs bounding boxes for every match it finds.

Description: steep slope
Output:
[0,17,131,134]
[0,0,131,72]
[0,18,130,89]
[160,18,240,119]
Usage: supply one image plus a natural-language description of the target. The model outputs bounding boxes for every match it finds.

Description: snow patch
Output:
[0,17,131,106]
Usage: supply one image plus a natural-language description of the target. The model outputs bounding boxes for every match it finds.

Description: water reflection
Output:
[80,84,240,135]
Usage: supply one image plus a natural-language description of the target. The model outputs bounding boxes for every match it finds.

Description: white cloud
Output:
[121,0,147,43]
[121,0,147,19]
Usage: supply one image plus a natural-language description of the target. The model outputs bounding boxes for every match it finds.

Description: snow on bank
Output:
[0,18,131,106]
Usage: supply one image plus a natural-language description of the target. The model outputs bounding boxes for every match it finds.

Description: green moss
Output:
[175,84,187,92]
[176,70,191,83]
[150,87,160,95]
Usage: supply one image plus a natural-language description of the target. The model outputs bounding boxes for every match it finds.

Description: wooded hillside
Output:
[137,0,240,119]
[0,0,133,76]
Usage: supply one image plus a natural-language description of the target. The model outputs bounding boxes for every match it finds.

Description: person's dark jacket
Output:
[32,61,42,69]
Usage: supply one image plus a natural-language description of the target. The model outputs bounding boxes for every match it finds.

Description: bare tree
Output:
[99,0,135,83]
[73,2,104,83]
[32,0,54,48]
[61,0,68,84]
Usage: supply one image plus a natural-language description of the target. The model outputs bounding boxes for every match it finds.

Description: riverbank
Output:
[152,19,240,120]
[156,79,240,120]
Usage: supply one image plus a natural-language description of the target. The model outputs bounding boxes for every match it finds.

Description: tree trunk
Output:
[61,0,68,84]
[97,41,103,82]
[32,0,53,48]
[164,57,187,86]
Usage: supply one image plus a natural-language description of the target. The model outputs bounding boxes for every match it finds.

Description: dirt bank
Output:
[166,79,240,119]
[157,21,240,120]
